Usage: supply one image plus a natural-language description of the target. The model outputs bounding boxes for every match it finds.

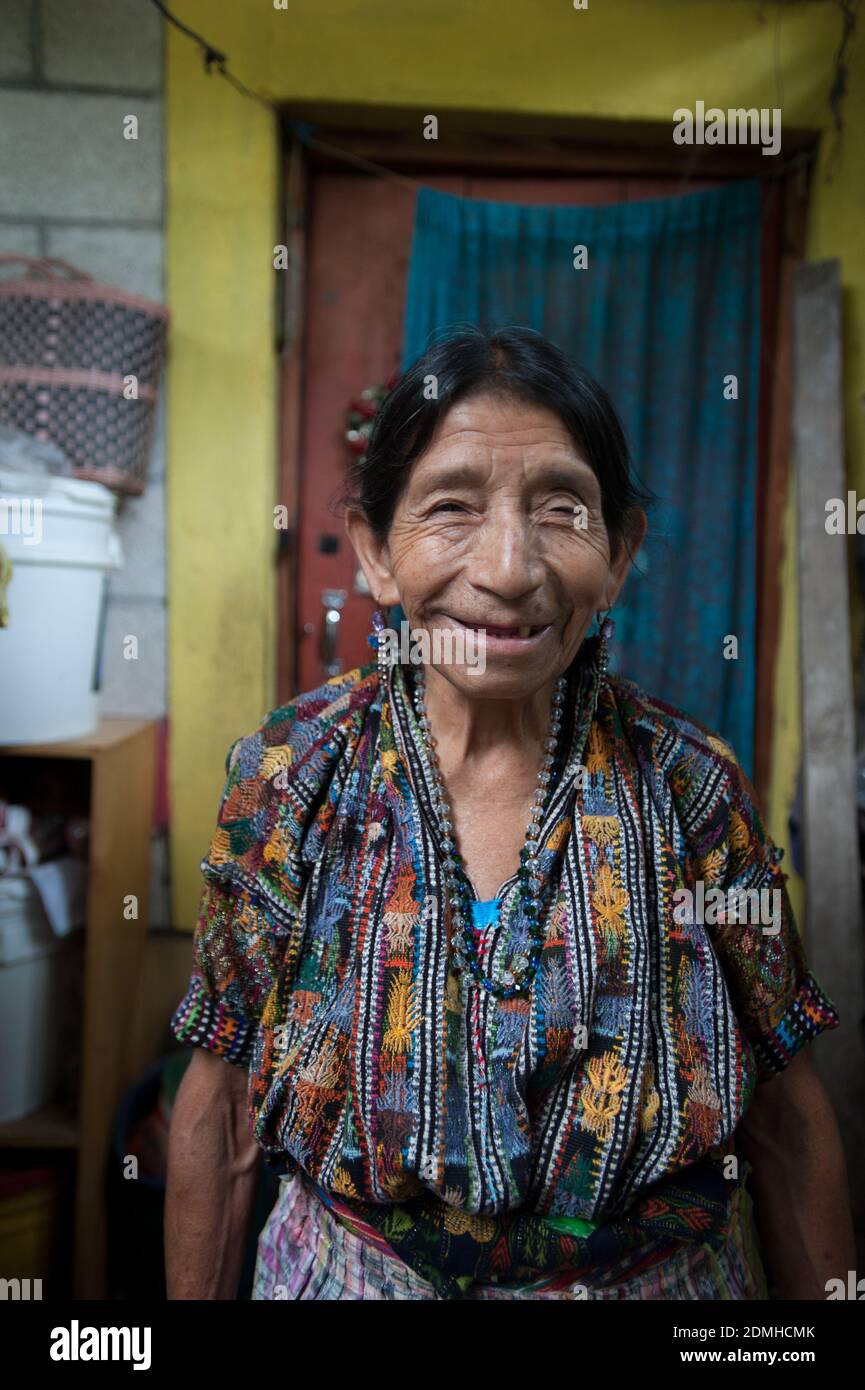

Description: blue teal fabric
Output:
[469,897,502,930]
[400,179,762,772]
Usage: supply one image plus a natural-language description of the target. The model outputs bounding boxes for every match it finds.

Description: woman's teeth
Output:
[470,623,535,638]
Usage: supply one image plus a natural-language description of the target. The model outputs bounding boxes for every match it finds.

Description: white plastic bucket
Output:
[0,876,65,1123]
[0,466,122,743]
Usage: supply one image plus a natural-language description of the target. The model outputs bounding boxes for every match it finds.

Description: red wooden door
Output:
[292,171,723,695]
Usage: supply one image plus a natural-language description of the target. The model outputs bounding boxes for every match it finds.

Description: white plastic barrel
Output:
[0,466,122,743]
[0,876,65,1123]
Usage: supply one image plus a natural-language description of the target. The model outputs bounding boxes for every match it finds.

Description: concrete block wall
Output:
[0,0,171,925]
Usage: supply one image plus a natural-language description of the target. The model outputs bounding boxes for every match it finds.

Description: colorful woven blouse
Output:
[172,636,839,1249]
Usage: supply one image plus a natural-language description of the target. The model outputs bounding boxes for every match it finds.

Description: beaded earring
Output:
[596,608,615,677]
[369,606,392,676]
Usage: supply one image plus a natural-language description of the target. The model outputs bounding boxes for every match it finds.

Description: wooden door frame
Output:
[276,119,817,805]
[275,135,308,709]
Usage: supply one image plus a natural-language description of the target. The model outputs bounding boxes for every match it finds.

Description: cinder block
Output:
[42,0,162,91]
[110,475,167,602]
[0,223,41,260]
[99,595,167,717]
[46,225,164,300]
[0,90,163,221]
[0,0,34,82]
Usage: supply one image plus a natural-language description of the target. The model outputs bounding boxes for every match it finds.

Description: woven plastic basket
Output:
[0,255,169,495]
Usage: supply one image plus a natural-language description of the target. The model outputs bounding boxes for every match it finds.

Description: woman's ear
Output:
[344,508,401,608]
[602,507,648,609]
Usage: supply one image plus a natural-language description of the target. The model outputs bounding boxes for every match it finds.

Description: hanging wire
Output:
[147,0,421,185]
[148,1,227,79]
[289,125,424,192]
[149,0,276,114]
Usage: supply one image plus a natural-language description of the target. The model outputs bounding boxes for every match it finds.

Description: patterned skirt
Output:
[251,1171,770,1301]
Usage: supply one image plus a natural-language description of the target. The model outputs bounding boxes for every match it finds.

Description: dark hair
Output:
[342,325,654,554]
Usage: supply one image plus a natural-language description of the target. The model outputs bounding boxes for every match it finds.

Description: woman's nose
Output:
[464,512,544,600]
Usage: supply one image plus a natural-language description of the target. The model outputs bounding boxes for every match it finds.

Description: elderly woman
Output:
[166,327,853,1300]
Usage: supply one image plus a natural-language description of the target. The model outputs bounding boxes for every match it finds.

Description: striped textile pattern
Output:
[251,1168,769,1301]
[171,634,838,1290]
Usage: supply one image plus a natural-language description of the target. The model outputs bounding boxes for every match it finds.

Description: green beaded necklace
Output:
[411,669,568,1001]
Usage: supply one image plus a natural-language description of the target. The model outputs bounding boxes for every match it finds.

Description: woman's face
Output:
[348,391,645,701]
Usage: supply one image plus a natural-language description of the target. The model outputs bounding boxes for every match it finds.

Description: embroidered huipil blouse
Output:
[171,637,839,1223]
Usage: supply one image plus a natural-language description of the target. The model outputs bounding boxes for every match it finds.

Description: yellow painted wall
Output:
[165,33,278,925]
[167,0,863,927]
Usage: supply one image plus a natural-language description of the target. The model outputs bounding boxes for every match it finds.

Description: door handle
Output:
[319,588,347,675]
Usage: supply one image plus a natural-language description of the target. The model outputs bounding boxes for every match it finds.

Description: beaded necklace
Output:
[410,668,568,1000]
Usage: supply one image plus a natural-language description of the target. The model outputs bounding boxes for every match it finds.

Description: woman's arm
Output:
[735,1047,856,1299]
[165,1048,261,1299]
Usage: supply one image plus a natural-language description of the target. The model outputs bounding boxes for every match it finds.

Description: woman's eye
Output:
[430,501,467,514]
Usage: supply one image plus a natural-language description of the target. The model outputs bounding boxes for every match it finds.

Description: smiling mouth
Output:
[447,617,550,640]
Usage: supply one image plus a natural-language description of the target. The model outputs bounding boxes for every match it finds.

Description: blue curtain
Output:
[400,179,762,773]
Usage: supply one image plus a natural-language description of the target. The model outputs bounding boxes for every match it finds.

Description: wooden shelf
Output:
[0,1104,79,1150]
[0,717,157,1297]
[0,717,153,761]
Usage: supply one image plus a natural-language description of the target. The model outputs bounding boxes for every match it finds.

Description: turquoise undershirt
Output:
[468,898,501,930]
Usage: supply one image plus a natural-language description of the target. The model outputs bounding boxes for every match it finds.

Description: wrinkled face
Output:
[348,391,643,701]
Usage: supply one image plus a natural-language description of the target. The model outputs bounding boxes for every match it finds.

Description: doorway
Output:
[277,125,809,801]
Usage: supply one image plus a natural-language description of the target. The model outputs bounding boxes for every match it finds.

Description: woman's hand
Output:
[736,1048,856,1299]
[165,1048,260,1299]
